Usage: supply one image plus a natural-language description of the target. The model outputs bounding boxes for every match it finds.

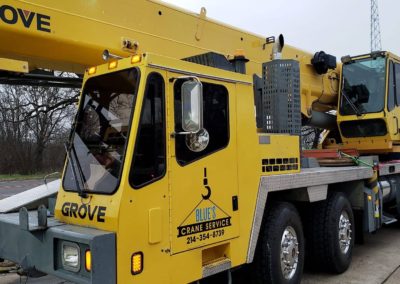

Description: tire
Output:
[307,192,355,274]
[251,202,305,284]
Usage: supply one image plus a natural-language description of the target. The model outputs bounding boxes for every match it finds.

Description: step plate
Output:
[202,257,231,278]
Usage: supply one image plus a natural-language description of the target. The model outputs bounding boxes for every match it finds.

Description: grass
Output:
[0,172,61,181]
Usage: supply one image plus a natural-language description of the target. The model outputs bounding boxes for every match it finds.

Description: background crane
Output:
[371,0,382,51]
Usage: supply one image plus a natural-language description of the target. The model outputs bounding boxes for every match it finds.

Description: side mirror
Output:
[181,80,203,133]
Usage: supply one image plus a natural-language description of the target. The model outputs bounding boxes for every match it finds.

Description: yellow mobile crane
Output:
[1,1,400,284]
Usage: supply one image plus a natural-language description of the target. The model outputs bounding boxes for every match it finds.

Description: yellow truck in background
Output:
[1,1,400,283]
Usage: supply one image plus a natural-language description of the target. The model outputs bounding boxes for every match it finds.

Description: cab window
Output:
[396,63,400,105]
[388,61,395,111]
[174,80,229,165]
[130,73,166,188]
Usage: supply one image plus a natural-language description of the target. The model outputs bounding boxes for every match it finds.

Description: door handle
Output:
[394,116,399,135]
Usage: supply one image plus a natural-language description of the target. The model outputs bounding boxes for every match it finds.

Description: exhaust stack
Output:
[272,34,285,60]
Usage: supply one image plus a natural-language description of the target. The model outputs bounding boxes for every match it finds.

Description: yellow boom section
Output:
[0,0,338,116]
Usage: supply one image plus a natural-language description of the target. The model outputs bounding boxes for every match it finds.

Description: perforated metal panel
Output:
[261,60,301,135]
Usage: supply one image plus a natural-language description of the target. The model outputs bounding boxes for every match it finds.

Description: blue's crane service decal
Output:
[177,168,231,241]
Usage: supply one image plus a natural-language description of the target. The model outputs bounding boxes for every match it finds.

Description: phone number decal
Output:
[186,229,225,244]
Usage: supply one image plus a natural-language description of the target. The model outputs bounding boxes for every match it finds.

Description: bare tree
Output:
[0,82,78,174]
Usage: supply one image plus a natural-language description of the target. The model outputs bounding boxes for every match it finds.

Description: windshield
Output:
[63,68,139,194]
[340,56,386,115]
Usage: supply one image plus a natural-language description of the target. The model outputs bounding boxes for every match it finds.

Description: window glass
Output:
[340,119,387,137]
[63,68,138,194]
[396,63,400,105]
[174,80,229,165]
[340,56,386,115]
[388,61,395,111]
[130,73,166,188]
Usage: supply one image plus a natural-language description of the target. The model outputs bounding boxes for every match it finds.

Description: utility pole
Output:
[370,0,382,52]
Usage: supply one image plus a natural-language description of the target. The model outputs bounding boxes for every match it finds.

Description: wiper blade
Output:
[342,90,362,116]
[64,142,88,198]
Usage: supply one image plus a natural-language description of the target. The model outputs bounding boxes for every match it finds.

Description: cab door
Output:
[167,74,239,254]
[387,60,400,139]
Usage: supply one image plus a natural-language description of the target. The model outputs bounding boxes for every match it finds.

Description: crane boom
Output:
[0,0,339,117]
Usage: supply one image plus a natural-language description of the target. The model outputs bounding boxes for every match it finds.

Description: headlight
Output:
[62,242,81,272]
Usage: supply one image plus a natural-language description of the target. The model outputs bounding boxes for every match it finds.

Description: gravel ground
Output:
[0,179,52,199]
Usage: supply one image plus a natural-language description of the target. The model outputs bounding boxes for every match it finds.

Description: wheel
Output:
[251,202,305,284]
[306,191,355,273]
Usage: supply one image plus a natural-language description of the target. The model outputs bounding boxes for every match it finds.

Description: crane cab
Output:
[52,52,299,283]
[336,51,400,154]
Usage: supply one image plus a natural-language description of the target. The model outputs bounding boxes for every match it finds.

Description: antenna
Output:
[370,0,382,52]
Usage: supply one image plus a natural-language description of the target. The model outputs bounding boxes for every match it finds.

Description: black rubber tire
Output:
[251,202,304,284]
[306,192,355,274]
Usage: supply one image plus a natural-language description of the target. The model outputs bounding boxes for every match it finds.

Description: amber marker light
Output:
[234,49,246,57]
[85,250,92,272]
[131,252,144,275]
[88,67,97,75]
[108,61,118,69]
[131,55,141,64]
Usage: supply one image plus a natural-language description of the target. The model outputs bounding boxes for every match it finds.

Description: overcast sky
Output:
[162,0,400,58]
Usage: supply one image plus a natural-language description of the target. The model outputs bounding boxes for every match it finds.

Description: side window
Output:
[396,63,400,106]
[130,73,166,188]
[388,61,395,111]
[174,80,229,165]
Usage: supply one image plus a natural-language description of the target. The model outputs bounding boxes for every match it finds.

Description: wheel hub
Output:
[338,211,352,254]
[280,226,299,280]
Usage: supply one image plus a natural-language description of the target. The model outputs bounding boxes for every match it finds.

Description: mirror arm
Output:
[170,131,196,138]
